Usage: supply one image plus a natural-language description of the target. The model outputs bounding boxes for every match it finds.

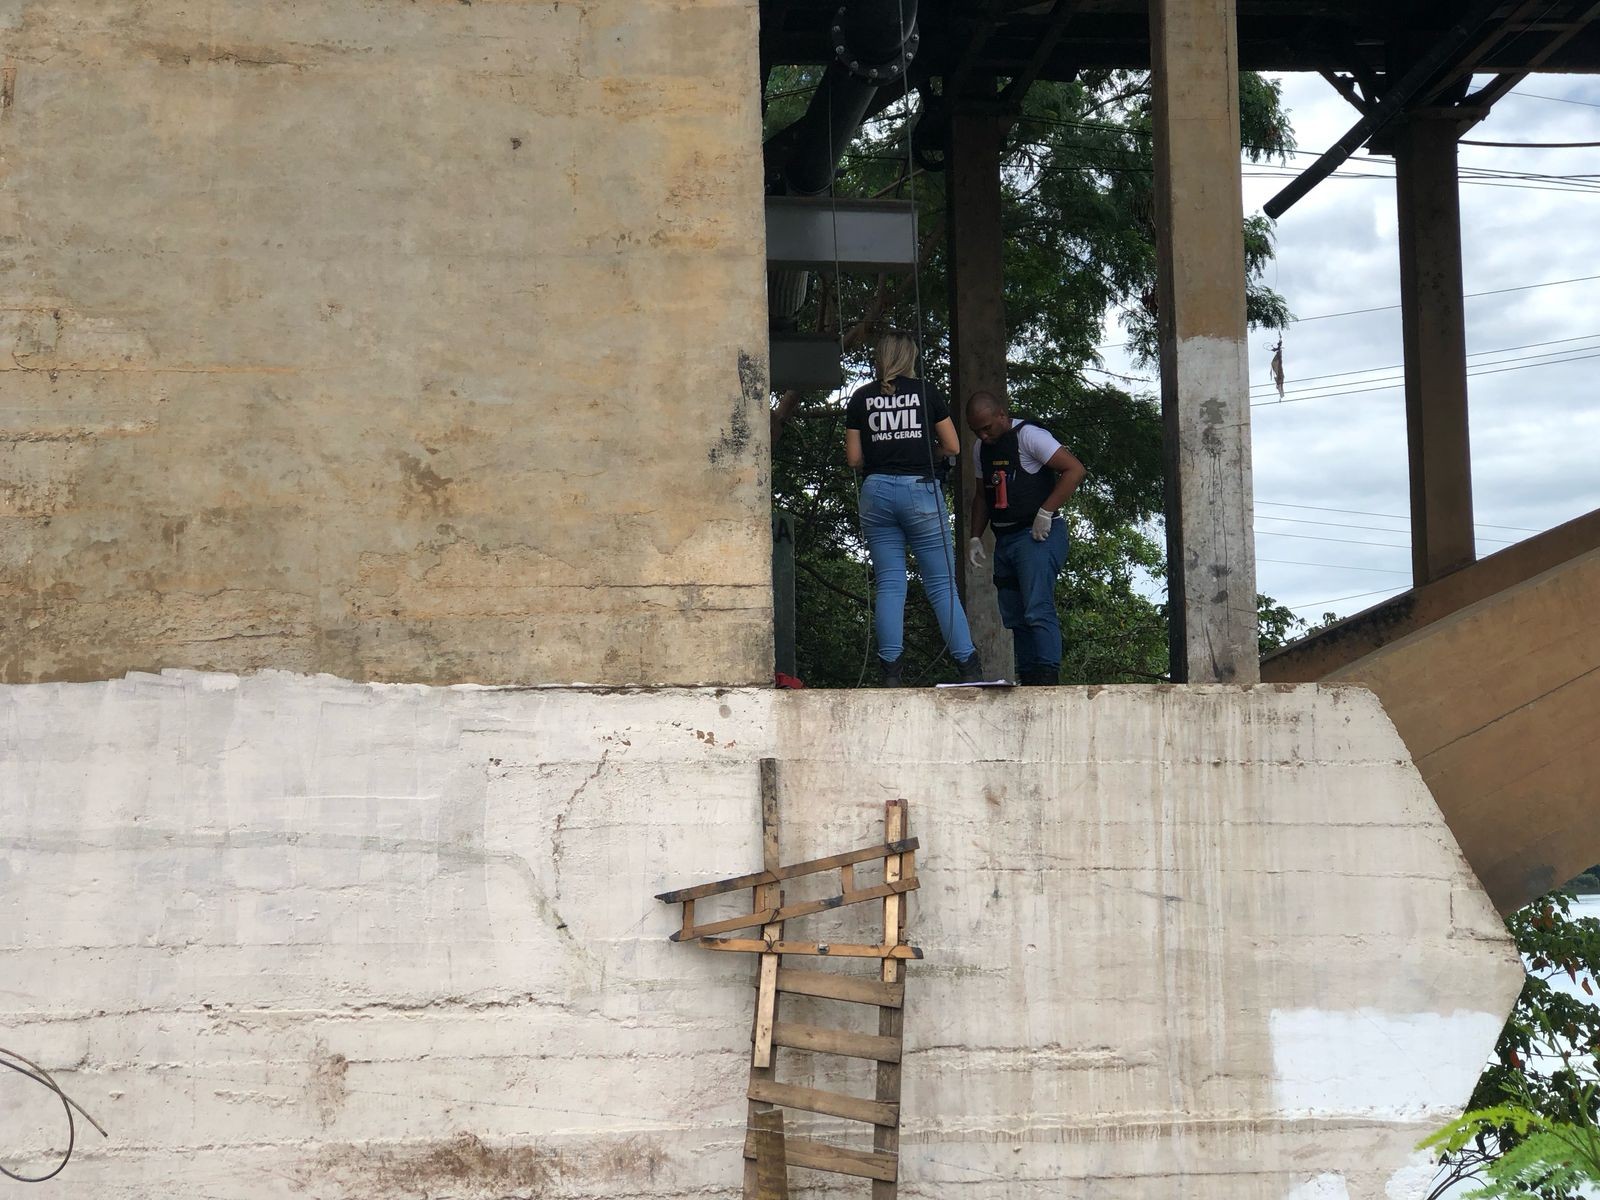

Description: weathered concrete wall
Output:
[1318,549,1600,913]
[0,673,1523,1197]
[1263,508,1600,683]
[0,0,772,687]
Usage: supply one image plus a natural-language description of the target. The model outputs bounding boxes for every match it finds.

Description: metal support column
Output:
[946,103,1013,680]
[1395,115,1476,584]
[1150,0,1260,684]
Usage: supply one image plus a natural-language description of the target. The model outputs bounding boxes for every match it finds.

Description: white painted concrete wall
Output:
[0,673,1522,1197]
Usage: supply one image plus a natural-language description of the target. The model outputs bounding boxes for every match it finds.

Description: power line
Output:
[1252,342,1600,399]
[1256,512,1517,543]
[1241,167,1600,196]
[1508,91,1600,110]
[1285,586,1407,612]
[1256,529,1410,550]
[1290,272,1600,324]
[1258,557,1413,575]
[1255,500,1540,533]
[1251,346,1600,406]
[1248,331,1600,391]
[1099,273,1600,351]
[1012,119,1600,192]
[1461,138,1600,148]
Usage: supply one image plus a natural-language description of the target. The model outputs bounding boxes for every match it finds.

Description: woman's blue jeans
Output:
[859,474,975,664]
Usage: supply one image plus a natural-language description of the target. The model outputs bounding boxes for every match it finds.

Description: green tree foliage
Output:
[766,70,1297,685]
[1422,892,1600,1198]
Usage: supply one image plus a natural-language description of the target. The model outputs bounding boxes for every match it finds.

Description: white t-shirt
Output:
[970,418,1064,475]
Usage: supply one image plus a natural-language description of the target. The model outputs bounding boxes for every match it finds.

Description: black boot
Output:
[958,650,985,684]
[1020,666,1058,686]
[879,657,904,688]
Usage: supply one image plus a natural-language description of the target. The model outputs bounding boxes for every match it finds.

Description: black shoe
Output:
[879,658,904,688]
[1020,666,1058,686]
[958,651,985,684]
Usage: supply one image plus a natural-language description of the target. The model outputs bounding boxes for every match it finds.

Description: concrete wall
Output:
[1318,549,1600,913]
[0,673,1523,1197]
[1263,508,1600,683]
[0,0,772,687]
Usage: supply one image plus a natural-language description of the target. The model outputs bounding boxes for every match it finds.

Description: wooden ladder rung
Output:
[702,938,920,960]
[776,968,903,1008]
[771,1020,902,1062]
[655,838,920,904]
[672,878,920,941]
[748,1079,898,1127]
[744,1132,899,1182]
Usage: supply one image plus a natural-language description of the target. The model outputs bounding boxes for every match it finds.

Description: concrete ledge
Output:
[1320,548,1600,912]
[1263,507,1600,682]
[0,672,1523,1197]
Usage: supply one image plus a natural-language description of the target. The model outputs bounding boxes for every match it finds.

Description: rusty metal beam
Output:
[1263,0,1518,218]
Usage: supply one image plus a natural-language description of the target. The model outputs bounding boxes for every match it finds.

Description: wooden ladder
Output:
[657,761,919,1198]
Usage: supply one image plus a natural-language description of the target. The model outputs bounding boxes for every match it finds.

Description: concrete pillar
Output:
[1395,116,1476,585]
[946,105,1015,680]
[1149,0,1260,685]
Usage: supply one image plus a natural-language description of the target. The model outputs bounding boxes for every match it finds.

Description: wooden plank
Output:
[881,803,907,985]
[744,760,784,1200]
[700,938,921,960]
[655,838,920,904]
[679,899,695,942]
[749,1078,897,1127]
[744,1133,898,1183]
[672,878,921,941]
[751,1108,789,1200]
[839,863,855,892]
[760,757,781,871]
[873,800,909,1200]
[777,968,903,1008]
[752,948,780,1068]
[771,1020,902,1062]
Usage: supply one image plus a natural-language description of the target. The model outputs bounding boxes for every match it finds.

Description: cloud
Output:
[1098,73,1600,621]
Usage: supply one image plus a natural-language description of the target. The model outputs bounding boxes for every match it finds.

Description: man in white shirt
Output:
[965,390,1087,685]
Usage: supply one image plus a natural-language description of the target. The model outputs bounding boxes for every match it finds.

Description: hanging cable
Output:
[0,1046,108,1183]
[895,0,964,685]
[825,82,880,690]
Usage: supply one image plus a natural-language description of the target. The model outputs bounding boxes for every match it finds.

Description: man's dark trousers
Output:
[992,520,1068,684]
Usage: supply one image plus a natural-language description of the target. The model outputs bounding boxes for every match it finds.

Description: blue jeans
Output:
[992,520,1069,674]
[860,474,975,664]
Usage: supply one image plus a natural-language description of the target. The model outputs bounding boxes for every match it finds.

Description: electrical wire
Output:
[1256,499,1539,532]
[1461,138,1600,148]
[1285,586,1408,612]
[1255,529,1410,550]
[1248,331,1600,392]
[1254,512,1517,544]
[1098,273,1600,351]
[825,84,880,690]
[1012,114,1600,192]
[1252,342,1600,401]
[1258,557,1413,574]
[895,0,966,686]
[0,1046,107,1183]
[1251,345,1600,406]
[1510,91,1600,110]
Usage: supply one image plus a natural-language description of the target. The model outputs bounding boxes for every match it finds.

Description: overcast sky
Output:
[1102,72,1600,625]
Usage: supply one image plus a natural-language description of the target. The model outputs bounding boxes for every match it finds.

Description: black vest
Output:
[979,419,1057,533]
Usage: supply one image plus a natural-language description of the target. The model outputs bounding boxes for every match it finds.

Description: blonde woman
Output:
[844,332,983,687]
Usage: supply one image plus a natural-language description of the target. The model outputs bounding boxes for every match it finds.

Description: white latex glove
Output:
[967,537,986,568]
[1031,508,1056,542]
